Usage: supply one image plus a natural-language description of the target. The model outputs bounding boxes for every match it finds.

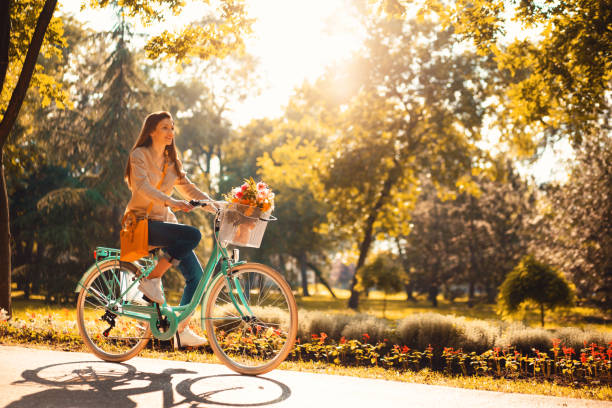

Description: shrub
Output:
[396,313,498,353]
[461,319,499,353]
[306,312,356,341]
[553,327,612,351]
[296,311,392,344]
[498,255,574,327]
[340,314,391,344]
[496,323,552,353]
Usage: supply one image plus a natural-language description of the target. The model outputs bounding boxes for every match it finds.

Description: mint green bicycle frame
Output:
[74,215,252,341]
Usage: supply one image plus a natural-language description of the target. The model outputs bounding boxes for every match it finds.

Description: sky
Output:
[59,0,571,183]
[59,0,365,127]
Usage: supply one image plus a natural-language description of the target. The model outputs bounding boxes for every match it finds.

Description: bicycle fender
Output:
[74,259,121,292]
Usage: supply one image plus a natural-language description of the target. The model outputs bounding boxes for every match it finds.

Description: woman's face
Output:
[150,118,175,147]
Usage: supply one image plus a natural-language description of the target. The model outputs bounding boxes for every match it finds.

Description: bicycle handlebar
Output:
[189,200,225,209]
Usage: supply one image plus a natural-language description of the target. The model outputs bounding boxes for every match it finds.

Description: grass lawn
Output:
[295,285,611,332]
[10,282,611,332]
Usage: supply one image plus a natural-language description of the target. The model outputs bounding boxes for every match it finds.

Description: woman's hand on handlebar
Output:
[189,199,219,214]
[169,198,193,212]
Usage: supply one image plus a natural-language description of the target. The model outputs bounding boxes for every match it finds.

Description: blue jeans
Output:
[148,221,203,306]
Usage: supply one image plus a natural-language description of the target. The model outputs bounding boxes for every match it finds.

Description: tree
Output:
[431,0,612,148]
[317,10,493,309]
[163,51,259,193]
[498,255,574,327]
[258,119,338,297]
[0,0,253,316]
[398,182,460,307]
[397,157,533,307]
[532,133,612,311]
[357,252,405,318]
[1,0,64,316]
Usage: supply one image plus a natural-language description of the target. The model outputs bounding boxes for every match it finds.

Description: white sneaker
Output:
[137,278,165,304]
[120,272,148,305]
[175,327,207,348]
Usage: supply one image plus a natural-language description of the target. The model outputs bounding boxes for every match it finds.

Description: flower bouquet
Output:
[220,178,275,247]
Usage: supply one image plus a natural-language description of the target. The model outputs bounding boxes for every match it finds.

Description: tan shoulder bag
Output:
[120,160,169,262]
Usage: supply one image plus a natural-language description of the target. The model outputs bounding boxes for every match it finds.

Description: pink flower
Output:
[241,184,249,192]
[236,191,244,199]
[257,182,267,190]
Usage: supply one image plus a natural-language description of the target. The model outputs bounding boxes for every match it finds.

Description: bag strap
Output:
[144,159,170,219]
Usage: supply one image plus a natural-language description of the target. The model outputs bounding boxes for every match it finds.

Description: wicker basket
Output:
[218,203,274,248]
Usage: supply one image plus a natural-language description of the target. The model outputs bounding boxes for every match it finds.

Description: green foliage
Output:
[8,14,155,300]
[357,253,405,317]
[358,253,405,295]
[311,7,495,308]
[428,0,612,147]
[499,255,574,325]
[2,0,69,114]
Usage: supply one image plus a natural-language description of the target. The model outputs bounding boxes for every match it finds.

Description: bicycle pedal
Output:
[142,295,153,303]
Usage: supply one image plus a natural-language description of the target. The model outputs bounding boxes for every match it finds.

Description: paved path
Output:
[1,345,611,408]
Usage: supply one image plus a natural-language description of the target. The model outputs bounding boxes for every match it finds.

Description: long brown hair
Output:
[124,111,184,188]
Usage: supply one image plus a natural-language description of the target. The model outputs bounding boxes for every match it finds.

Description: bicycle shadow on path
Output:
[8,360,291,407]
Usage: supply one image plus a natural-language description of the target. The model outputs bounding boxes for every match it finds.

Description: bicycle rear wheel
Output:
[205,263,298,375]
[76,260,151,362]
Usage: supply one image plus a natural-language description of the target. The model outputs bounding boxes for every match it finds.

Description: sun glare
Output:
[232,0,366,124]
[60,0,366,125]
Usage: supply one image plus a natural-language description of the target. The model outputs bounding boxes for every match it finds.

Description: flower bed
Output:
[1,309,610,387]
[289,333,611,387]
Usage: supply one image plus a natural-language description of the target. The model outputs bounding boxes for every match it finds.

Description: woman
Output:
[124,111,215,347]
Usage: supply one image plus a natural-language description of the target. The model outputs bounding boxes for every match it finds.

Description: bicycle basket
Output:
[218,203,275,248]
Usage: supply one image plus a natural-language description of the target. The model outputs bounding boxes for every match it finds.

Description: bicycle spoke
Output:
[77,261,151,362]
[206,265,297,375]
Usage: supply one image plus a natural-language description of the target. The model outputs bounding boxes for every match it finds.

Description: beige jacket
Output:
[124,146,210,223]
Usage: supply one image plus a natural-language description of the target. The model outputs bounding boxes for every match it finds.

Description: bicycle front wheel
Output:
[205,263,298,375]
[76,260,151,362]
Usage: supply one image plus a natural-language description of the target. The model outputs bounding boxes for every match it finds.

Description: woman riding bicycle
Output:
[124,110,214,347]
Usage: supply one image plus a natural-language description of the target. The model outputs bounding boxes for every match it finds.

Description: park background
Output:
[0,0,611,398]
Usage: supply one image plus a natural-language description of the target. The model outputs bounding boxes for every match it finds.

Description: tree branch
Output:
[0,0,58,147]
[0,0,10,94]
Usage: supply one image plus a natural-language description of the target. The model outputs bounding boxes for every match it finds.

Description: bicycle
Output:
[74,200,298,375]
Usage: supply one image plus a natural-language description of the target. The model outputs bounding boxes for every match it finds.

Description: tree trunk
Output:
[403,282,416,302]
[468,281,475,307]
[466,194,478,308]
[216,145,222,193]
[0,150,10,317]
[306,261,336,298]
[299,254,309,297]
[0,0,58,317]
[0,0,10,92]
[348,158,400,310]
[485,285,497,304]
[382,294,387,319]
[394,236,416,302]
[428,285,438,307]
[277,253,287,276]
